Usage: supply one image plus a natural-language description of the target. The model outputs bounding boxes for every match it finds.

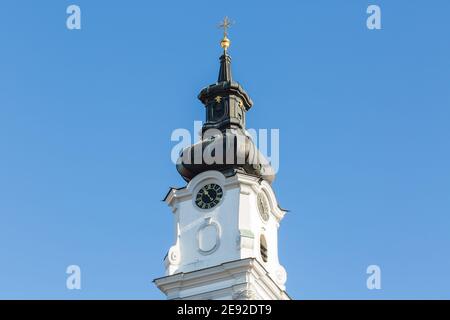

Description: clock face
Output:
[195,183,223,209]
[257,192,270,222]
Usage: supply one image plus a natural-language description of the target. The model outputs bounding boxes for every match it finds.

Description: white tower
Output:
[154,19,290,300]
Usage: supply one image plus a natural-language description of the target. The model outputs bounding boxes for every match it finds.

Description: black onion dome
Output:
[176,129,275,183]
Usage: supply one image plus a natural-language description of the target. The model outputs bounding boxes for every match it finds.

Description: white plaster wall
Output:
[164,170,287,289]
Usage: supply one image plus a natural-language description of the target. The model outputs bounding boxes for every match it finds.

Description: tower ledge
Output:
[154,258,291,300]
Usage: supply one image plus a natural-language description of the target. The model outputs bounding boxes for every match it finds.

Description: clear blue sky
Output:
[0,0,449,299]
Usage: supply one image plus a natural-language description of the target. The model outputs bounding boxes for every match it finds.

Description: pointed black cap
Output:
[198,51,252,112]
[218,52,232,82]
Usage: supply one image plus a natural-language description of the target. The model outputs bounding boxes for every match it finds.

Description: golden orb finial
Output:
[220,36,230,51]
[218,16,234,51]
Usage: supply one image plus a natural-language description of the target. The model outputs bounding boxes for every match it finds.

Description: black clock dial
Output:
[195,183,223,209]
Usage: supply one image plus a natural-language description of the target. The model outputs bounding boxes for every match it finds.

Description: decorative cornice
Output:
[153,258,290,300]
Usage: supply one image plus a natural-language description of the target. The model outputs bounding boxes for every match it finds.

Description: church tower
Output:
[154,18,290,300]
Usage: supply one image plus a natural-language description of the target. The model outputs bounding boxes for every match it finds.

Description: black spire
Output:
[218,52,232,82]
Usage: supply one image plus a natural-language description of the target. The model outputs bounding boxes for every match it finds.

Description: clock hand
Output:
[203,189,214,201]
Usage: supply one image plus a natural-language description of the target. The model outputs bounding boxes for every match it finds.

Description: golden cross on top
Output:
[218,16,233,37]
